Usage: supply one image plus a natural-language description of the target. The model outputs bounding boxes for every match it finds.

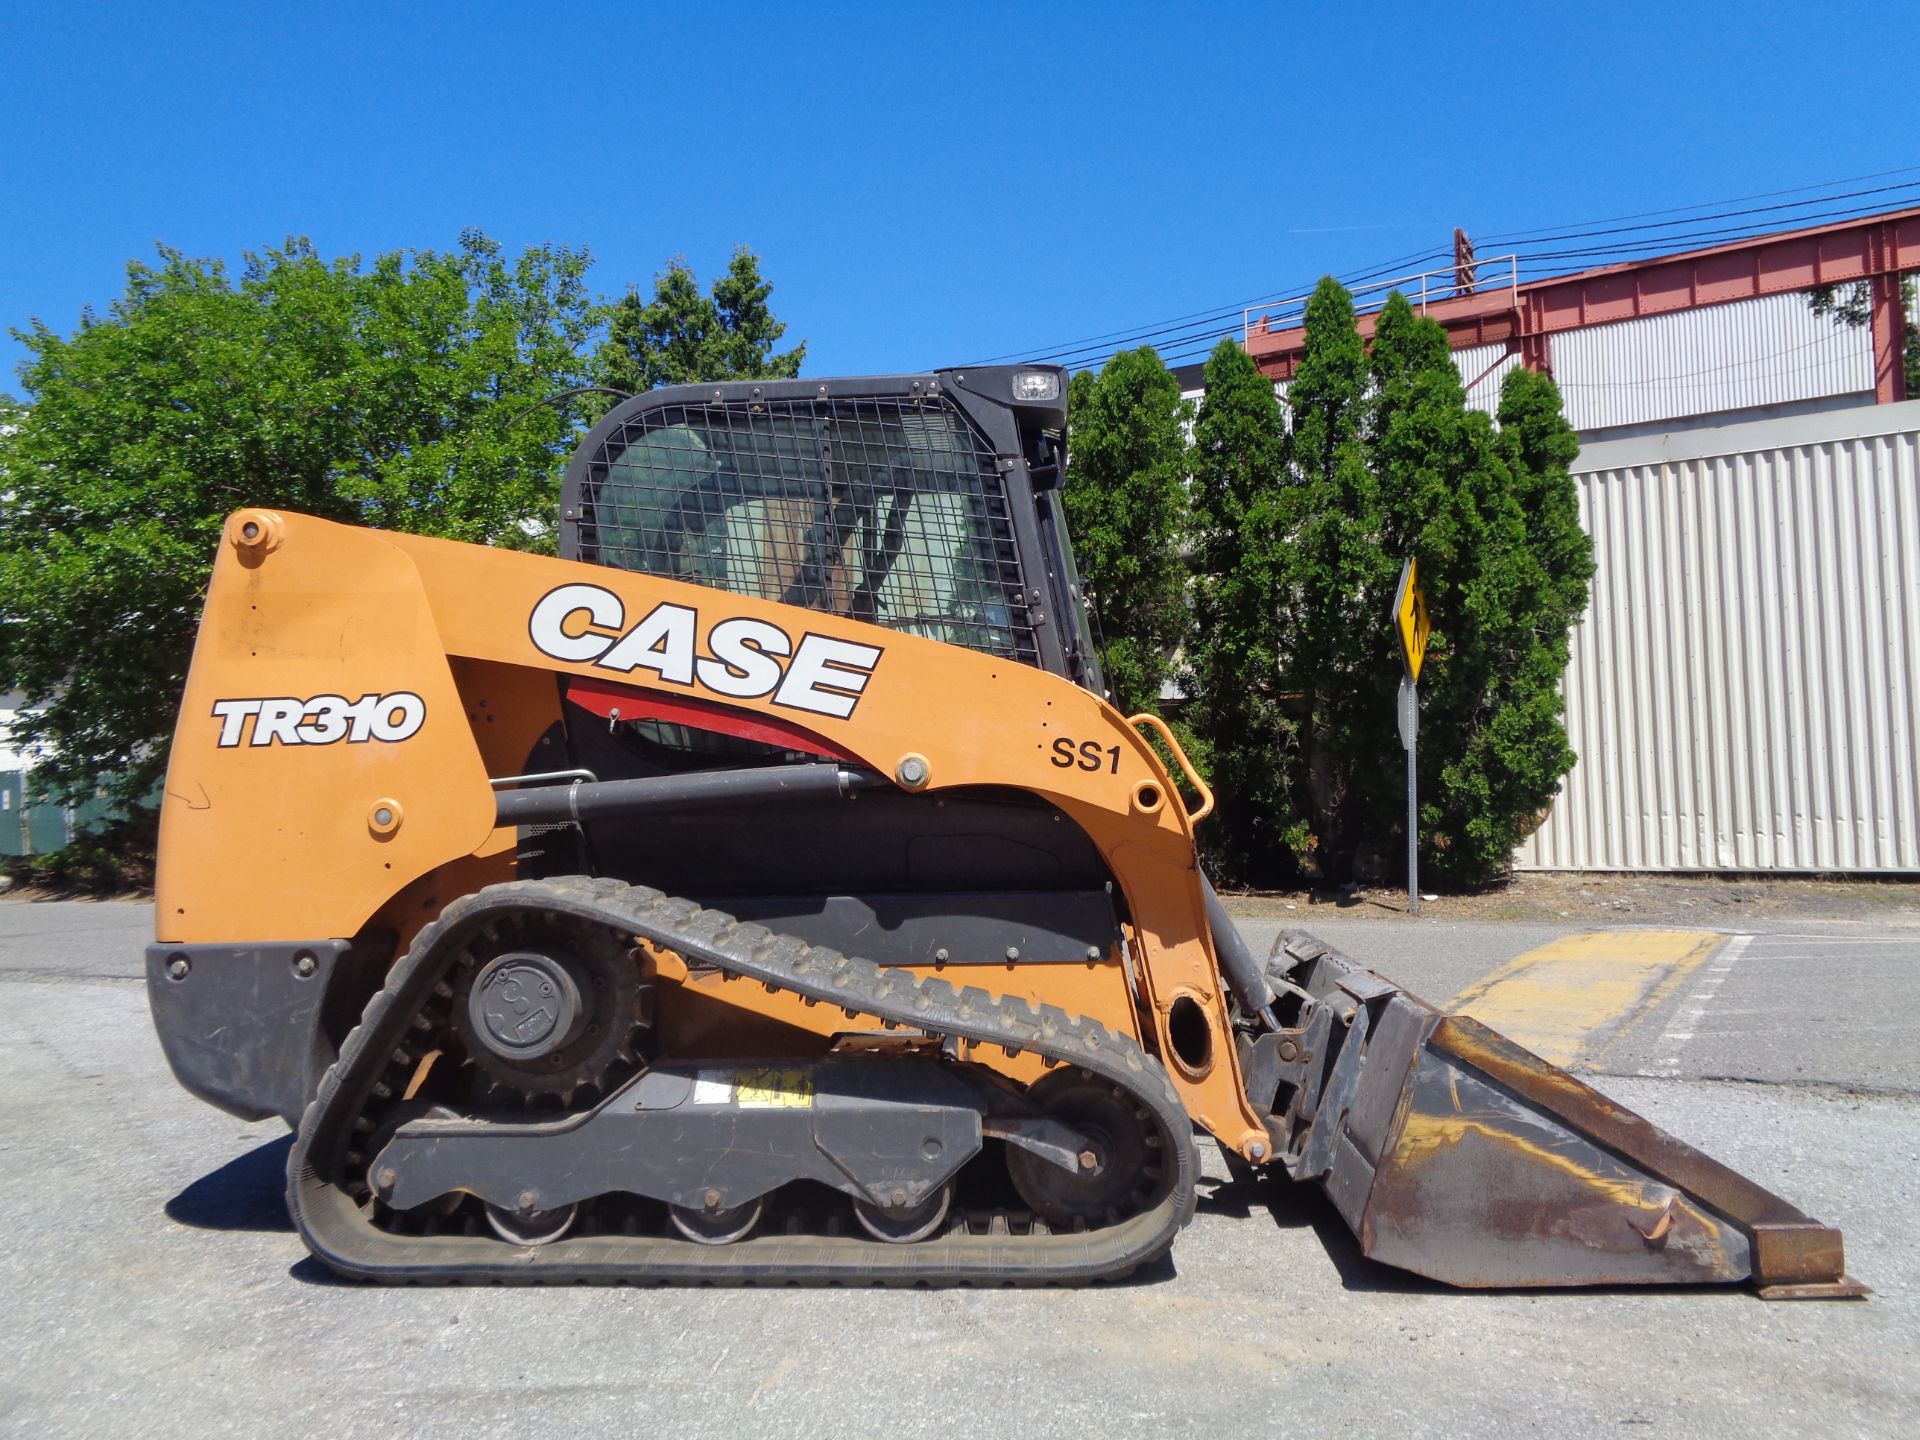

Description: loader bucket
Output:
[1252,933,1863,1298]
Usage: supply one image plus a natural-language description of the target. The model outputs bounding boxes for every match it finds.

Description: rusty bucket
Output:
[1249,933,1864,1298]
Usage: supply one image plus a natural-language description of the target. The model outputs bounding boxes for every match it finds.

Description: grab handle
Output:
[1125,712,1214,823]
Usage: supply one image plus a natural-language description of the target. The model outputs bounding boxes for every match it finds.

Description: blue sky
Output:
[2,1,1912,390]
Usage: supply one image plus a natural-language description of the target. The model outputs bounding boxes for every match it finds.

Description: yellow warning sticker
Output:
[732,1068,814,1108]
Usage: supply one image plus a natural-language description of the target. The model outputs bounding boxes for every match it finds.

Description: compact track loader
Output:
[148,366,1857,1293]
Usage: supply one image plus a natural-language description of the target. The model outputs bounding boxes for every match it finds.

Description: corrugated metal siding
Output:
[1453,341,1519,415]
[1517,402,1920,871]
[1225,354,1513,417]
[1551,291,1873,433]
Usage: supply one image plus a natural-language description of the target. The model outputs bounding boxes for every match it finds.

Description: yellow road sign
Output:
[1393,558,1430,681]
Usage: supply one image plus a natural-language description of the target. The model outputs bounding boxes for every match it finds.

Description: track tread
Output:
[289,878,1197,1287]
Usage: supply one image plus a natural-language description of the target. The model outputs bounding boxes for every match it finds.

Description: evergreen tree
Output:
[595,248,805,393]
[1498,366,1591,626]
[1279,278,1392,879]
[1061,347,1192,715]
[1444,365,1596,878]
[1275,285,1594,885]
[1182,337,1297,880]
[1369,295,1520,883]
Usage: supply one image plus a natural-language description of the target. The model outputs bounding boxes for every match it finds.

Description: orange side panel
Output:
[154,511,1271,1155]
[155,513,495,944]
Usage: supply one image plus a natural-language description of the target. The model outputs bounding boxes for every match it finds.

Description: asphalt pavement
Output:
[1,898,1915,1439]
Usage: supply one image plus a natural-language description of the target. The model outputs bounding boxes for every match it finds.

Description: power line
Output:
[968,246,1450,369]
[977,163,1920,377]
[1501,192,1920,270]
[1018,249,1454,370]
[1163,190,1920,365]
[1477,164,1920,243]
[1477,178,1920,249]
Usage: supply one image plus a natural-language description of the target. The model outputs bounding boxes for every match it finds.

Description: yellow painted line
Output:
[1445,930,1726,1068]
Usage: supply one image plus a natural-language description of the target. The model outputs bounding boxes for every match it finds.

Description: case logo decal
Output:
[528,583,883,720]
[210,693,427,748]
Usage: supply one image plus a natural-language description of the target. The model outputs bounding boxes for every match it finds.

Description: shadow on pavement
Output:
[169,1135,1749,1299]
[1197,1162,1447,1296]
[166,1134,294,1233]
[1204,1161,1762,1302]
[166,1137,358,1284]
[289,1254,357,1286]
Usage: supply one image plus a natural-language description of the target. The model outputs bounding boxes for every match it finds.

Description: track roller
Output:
[669,1197,765,1245]
[853,1185,953,1244]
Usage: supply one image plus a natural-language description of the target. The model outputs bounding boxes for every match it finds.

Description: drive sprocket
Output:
[449,912,650,1107]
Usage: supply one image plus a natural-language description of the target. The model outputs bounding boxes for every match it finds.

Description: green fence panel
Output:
[0,772,24,857]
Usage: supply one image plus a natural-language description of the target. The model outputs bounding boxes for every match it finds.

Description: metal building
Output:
[1175,206,1920,872]
[1515,402,1919,872]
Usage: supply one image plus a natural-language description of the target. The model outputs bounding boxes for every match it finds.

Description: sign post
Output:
[1391,559,1430,916]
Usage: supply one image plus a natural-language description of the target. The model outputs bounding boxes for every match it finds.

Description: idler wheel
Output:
[1005,1069,1163,1228]
[669,1196,764,1246]
[366,1102,463,1219]
[853,1185,952,1244]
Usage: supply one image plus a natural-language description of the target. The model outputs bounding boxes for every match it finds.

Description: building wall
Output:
[1554,290,1875,435]
[1203,290,1876,439]
[1516,401,1920,872]
[0,692,56,857]
[1446,291,1875,435]
[0,691,118,857]
[0,690,35,773]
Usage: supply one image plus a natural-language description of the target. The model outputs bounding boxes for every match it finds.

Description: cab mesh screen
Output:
[575,396,1037,663]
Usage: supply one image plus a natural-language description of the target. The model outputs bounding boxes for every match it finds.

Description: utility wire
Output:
[1020,249,1453,369]
[970,244,1450,368]
[1475,177,1920,248]
[1499,193,1920,270]
[988,164,1920,376]
[1477,164,1920,242]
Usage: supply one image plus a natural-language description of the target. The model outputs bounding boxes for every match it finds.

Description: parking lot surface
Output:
[2,899,1915,1439]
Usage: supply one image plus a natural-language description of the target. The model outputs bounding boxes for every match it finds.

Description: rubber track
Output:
[288,877,1199,1285]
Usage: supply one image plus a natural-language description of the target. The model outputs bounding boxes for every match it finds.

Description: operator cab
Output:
[559,365,1102,694]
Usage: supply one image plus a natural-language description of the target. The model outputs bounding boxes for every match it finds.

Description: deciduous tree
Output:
[0,232,598,817]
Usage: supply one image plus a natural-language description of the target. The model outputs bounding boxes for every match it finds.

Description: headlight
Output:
[1011,369,1062,402]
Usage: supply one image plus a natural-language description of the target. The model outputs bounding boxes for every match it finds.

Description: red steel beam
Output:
[1869,256,1911,404]
[1245,206,1920,386]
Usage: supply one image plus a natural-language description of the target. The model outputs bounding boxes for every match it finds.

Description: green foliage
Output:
[1271,286,1593,885]
[0,232,610,822]
[1809,278,1920,397]
[594,248,805,394]
[1,814,155,894]
[1061,347,1192,715]
[1274,279,1394,877]
[1162,282,1591,887]
[1460,367,1594,870]
[3,234,808,873]
[1376,304,1590,884]
[1180,337,1300,878]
